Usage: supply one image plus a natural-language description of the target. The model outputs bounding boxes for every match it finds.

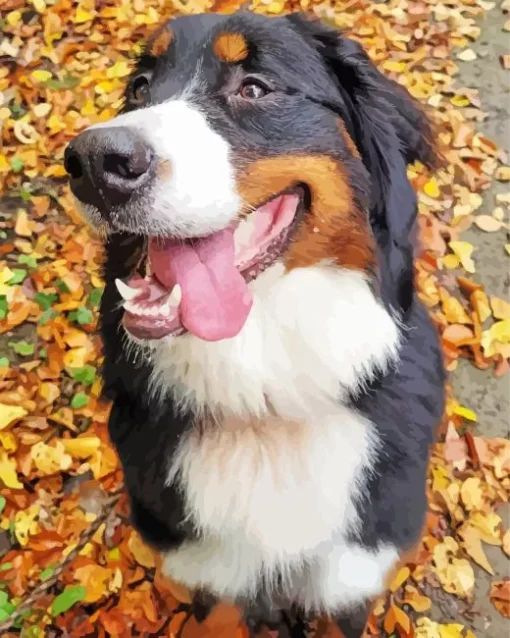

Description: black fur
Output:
[91,11,446,637]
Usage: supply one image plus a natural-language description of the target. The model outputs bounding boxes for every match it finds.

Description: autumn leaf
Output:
[490,580,510,618]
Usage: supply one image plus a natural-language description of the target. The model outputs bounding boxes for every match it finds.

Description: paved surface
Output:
[436,5,510,637]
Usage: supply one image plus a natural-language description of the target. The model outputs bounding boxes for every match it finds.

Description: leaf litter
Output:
[0,0,509,636]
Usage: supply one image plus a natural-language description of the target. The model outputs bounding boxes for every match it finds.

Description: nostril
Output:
[104,146,152,180]
[64,148,84,180]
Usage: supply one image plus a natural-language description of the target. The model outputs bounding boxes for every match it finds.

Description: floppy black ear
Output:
[287,14,438,312]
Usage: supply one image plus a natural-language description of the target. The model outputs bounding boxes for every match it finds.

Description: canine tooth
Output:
[115,278,143,301]
[168,284,182,306]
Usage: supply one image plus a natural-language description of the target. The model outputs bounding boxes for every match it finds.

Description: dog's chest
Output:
[170,406,372,552]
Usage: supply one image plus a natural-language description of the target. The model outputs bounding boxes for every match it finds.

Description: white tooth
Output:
[115,278,143,301]
[124,301,138,314]
[168,284,182,306]
[146,256,153,277]
[234,216,257,253]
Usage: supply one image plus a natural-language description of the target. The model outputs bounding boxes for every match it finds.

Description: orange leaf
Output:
[128,530,156,568]
[490,580,510,618]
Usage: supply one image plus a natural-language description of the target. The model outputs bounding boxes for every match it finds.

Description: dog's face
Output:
[65,12,435,343]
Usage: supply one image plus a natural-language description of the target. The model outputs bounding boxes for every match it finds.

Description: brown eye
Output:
[239,80,270,100]
[130,75,151,105]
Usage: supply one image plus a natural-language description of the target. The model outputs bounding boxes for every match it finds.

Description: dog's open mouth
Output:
[116,191,302,341]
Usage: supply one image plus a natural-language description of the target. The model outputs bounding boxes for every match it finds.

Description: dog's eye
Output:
[238,79,271,100]
[130,75,151,105]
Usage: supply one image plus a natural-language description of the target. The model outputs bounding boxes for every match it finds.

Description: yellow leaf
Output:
[491,296,510,321]
[62,437,100,460]
[449,241,475,273]
[128,531,156,568]
[30,69,52,83]
[74,564,112,603]
[63,328,89,348]
[441,254,460,269]
[0,450,22,489]
[0,403,27,430]
[472,290,491,323]
[39,382,60,405]
[432,537,475,598]
[0,432,18,453]
[73,7,95,23]
[63,347,88,369]
[481,320,510,357]
[460,477,483,510]
[106,60,131,79]
[451,95,470,107]
[452,405,477,422]
[81,99,96,116]
[14,505,40,546]
[496,166,510,181]
[15,209,32,237]
[424,177,440,198]
[389,566,410,592]
[31,441,72,475]
[469,511,503,545]
[506,243,510,256]
[459,524,494,575]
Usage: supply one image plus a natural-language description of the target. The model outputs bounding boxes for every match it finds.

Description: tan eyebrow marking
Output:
[149,27,174,57]
[213,32,249,63]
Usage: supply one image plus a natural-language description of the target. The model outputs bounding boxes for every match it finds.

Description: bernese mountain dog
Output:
[64,10,446,637]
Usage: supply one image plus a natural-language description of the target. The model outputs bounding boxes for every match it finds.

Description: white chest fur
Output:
[146,264,401,612]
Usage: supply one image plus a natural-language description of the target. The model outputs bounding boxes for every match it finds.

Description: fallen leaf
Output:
[474,215,504,232]
[490,580,510,618]
[0,403,27,430]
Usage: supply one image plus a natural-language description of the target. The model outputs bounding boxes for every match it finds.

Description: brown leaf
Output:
[490,580,510,618]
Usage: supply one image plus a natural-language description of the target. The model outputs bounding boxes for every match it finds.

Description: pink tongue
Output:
[149,229,253,341]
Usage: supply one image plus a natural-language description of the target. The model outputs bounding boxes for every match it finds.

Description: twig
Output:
[0,489,123,633]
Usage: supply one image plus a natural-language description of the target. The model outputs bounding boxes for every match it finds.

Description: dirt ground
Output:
[438,5,510,636]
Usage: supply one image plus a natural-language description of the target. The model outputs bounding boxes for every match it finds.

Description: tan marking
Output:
[157,159,173,180]
[213,32,249,63]
[149,27,173,57]
[195,415,311,489]
[337,120,361,159]
[236,155,375,272]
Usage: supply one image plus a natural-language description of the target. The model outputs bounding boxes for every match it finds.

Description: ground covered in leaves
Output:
[0,0,509,636]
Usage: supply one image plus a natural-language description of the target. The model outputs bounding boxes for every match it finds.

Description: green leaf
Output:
[69,365,96,385]
[0,605,14,622]
[0,496,5,514]
[18,254,38,268]
[0,358,8,367]
[0,562,12,572]
[89,287,103,308]
[0,231,6,240]
[7,269,27,285]
[34,292,58,311]
[8,341,35,356]
[10,158,24,173]
[55,279,70,294]
[38,349,47,359]
[0,590,7,606]
[0,296,7,320]
[39,308,57,326]
[46,75,79,90]
[19,184,33,202]
[69,307,93,326]
[40,566,55,581]
[71,393,89,409]
[51,585,86,616]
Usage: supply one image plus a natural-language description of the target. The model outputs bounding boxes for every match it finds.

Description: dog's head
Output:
[65,11,436,343]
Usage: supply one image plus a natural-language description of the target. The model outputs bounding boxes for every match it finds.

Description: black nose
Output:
[64,127,153,211]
